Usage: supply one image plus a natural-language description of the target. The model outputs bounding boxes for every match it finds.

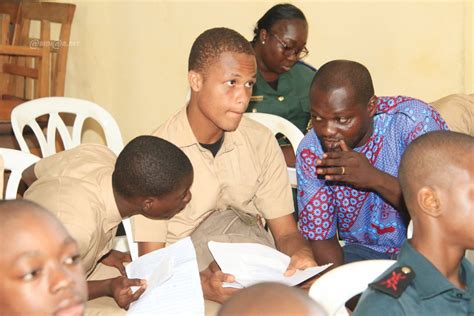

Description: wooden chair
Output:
[0,1,21,96]
[0,2,75,156]
[0,1,76,104]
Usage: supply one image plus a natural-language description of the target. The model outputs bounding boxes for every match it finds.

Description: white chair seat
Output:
[309,259,396,316]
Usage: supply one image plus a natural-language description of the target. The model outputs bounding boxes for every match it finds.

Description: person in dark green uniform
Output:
[248,3,315,167]
[354,131,474,315]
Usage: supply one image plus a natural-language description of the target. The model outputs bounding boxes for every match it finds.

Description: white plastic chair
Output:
[244,113,304,188]
[10,97,124,157]
[309,259,396,316]
[407,220,413,238]
[121,218,137,260]
[0,148,40,199]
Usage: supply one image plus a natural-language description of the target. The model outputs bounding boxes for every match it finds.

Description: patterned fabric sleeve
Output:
[395,99,448,147]
[296,131,338,241]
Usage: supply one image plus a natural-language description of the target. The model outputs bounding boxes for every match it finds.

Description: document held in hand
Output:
[126,237,204,315]
[208,241,332,288]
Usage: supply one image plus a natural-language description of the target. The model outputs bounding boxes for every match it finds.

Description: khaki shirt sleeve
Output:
[430,94,474,136]
[254,132,294,219]
[24,179,96,273]
[131,214,168,243]
[34,150,68,178]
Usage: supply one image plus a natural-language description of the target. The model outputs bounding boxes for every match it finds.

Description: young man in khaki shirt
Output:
[23,136,193,314]
[133,27,316,310]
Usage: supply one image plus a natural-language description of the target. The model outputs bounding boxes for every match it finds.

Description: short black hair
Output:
[311,60,374,106]
[252,3,307,43]
[399,131,474,210]
[112,136,193,198]
[188,27,255,74]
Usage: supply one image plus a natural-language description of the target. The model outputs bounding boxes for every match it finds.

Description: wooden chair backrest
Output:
[2,2,76,100]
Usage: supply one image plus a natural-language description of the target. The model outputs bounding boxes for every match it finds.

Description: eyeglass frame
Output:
[268,32,309,59]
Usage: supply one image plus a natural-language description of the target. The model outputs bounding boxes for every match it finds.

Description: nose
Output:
[286,52,298,62]
[236,85,251,108]
[49,263,75,294]
[319,120,337,137]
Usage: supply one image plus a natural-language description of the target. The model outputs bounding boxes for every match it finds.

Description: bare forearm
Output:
[22,164,37,186]
[87,279,113,300]
[310,238,344,268]
[275,231,312,258]
[138,242,165,256]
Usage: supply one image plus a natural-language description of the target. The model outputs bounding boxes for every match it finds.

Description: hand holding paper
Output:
[208,241,332,288]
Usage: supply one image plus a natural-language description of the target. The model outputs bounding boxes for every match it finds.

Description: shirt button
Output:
[277,96,285,102]
[456,293,463,298]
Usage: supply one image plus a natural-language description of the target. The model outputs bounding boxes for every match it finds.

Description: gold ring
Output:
[341,166,345,175]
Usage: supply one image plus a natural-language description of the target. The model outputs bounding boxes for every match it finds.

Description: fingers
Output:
[121,252,132,262]
[131,284,147,301]
[123,277,147,288]
[339,139,350,152]
[317,157,344,167]
[317,166,347,176]
[115,263,127,276]
[208,260,221,273]
[221,272,235,283]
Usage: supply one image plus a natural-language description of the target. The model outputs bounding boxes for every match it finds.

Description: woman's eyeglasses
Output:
[270,32,309,59]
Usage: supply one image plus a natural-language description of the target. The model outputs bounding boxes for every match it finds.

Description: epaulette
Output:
[369,265,415,298]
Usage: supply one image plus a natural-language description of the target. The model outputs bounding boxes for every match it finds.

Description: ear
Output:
[259,29,269,44]
[141,197,155,212]
[188,70,203,92]
[367,95,377,117]
[417,186,443,217]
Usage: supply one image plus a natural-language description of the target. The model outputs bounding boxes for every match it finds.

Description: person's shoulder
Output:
[354,287,405,315]
[354,264,415,316]
[291,61,317,78]
[238,115,276,138]
[297,129,319,153]
[378,96,447,127]
[378,96,438,118]
[152,107,186,138]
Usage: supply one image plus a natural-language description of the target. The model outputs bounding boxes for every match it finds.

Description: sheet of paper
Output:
[126,237,204,315]
[208,241,332,288]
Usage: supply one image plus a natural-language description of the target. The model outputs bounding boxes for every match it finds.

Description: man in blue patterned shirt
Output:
[296,60,448,267]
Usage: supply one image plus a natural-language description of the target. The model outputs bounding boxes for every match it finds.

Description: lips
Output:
[323,139,341,151]
[55,301,85,316]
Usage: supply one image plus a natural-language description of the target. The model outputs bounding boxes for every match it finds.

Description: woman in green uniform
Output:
[248,3,315,166]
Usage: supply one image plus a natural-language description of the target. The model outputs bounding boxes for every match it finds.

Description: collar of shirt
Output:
[256,68,293,95]
[168,106,244,154]
[102,165,123,233]
[398,240,473,299]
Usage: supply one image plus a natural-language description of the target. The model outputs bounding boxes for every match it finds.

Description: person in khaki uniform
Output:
[133,27,316,313]
[23,136,194,314]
